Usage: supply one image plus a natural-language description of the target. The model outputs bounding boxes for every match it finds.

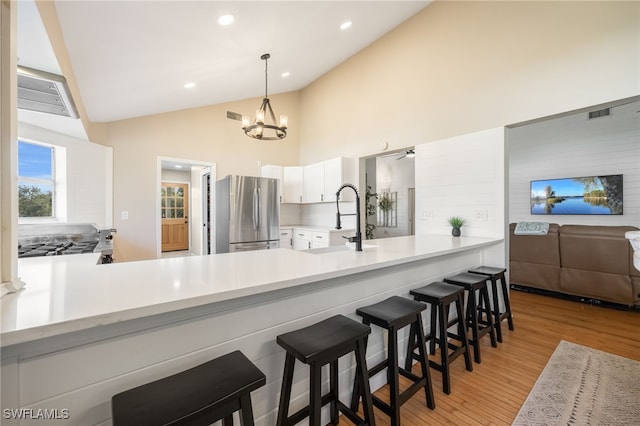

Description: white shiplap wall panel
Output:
[508,100,640,226]
[415,127,506,238]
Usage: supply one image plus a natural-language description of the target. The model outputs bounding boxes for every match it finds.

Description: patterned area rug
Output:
[513,340,640,425]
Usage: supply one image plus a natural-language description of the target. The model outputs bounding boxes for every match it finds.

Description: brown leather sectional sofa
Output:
[509,223,640,307]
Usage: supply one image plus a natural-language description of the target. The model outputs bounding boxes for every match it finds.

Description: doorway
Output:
[161,182,189,252]
[156,157,216,258]
[363,148,416,240]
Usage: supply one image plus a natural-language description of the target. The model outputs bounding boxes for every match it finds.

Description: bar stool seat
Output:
[111,350,266,426]
[405,282,473,394]
[353,296,435,426]
[444,272,497,364]
[276,314,375,426]
[468,266,514,342]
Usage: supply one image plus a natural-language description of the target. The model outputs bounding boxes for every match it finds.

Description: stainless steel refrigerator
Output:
[215,175,280,253]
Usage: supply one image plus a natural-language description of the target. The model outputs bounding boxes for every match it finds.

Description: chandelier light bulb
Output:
[279,115,288,129]
[256,109,265,124]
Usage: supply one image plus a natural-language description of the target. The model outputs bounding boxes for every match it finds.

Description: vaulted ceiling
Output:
[18,0,430,133]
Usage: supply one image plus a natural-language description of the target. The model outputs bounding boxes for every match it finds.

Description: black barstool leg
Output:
[456,293,473,372]
[223,414,234,426]
[330,359,339,425]
[489,277,503,342]
[351,332,369,412]
[239,393,255,426]
[481,286,498,347]
[467,289,482,363]
[438,299,451,394]
[404,320,417,371]
[415,315,435,409]
[355,338,375,426]
[276,353,296,426]
[388,327,401,426]
[309,362,322,426]
[429,301,437,355]
[501,274,515,331]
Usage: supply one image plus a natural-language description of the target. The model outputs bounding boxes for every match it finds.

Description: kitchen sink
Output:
[306,243,376,254]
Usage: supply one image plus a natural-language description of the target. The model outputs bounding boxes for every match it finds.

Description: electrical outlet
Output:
[421,210,433,220]
[121,211,129,220]
[475,210,488,221]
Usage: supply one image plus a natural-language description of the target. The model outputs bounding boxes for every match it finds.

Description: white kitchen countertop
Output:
[2,234,502,347]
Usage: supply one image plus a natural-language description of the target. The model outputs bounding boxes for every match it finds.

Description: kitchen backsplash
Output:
[280,202,357,229]
[280,204,302,226]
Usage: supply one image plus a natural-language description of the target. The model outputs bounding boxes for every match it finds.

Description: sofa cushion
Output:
[559,225,636,275]
[509,223,560,266]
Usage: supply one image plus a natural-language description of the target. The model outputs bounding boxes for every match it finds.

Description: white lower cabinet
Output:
[293,229,312,250]
[311,232,329,248]
[279,228,292,249]
[291,227,355,251]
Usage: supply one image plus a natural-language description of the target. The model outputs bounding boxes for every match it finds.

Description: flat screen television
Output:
[530,174,623,215]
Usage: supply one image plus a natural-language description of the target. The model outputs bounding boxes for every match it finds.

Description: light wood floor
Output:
[350,289,640,426]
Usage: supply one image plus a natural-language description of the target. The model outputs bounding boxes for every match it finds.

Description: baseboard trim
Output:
[509,283,640,312]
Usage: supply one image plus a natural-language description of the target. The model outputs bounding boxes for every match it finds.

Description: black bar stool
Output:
[468,266,514,342]
[444,272,497,364]
[111,350,266,426]
[405,281,473,394]
[353,296,435,426]
[275,314,375,426]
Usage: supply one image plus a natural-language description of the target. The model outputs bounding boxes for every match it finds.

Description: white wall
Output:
[299,2,640,164]
[415,127,506,238]
[18,123,112,227]
[508,99,640,227]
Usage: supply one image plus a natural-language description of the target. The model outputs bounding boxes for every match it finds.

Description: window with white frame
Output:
[18,140,55,218]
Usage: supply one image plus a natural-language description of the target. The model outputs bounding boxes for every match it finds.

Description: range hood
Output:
[17,65,79,118]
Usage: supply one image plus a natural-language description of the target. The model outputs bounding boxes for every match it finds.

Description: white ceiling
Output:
[17,0,430,128]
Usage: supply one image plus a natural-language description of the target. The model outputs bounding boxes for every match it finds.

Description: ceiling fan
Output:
[382,149,415,160]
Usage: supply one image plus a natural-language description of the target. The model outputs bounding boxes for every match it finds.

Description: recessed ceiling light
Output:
[218,14,235,26]
[281,71,291,78]
[184,82,196,89]
[340,21,352,30]
[174,164,183,169]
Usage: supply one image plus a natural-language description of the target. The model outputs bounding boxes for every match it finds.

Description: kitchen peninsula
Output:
[1,234,503,425]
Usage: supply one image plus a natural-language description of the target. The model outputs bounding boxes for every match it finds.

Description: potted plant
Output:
[365,185,378,239]
[447,216,465,237]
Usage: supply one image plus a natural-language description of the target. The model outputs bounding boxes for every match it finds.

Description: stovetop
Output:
[18,240,100,258]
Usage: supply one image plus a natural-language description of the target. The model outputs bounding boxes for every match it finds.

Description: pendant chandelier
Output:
[241,53,288,140]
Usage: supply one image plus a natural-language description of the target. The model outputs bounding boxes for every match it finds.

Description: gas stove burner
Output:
[18,223,116,263]
[18,240,99,258]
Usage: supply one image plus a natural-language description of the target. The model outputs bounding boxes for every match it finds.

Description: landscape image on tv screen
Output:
[530,174,623,215]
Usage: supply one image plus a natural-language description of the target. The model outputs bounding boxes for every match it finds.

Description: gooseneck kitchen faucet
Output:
[335,183,362,251]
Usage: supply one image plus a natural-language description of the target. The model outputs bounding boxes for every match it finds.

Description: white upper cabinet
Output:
[304,157,355,203]
[260,165,283,202]
[265,158,354,204]
[303,162,325,203]
[324,157,355,202]
[282,166,303,203]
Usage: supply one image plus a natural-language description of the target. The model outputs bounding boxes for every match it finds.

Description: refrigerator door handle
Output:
[253,186,260,231]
